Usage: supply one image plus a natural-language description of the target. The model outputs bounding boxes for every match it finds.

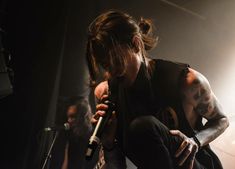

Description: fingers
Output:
[90,118,97,124]
[93,94,112,123]
[177,141,193,166]
[91,110,105,124]
[99,94,109,103]
[187,146,197,169]
[175,139,190,158]
[94,110,105,119]
[96,103,108,111]
[92,101,116,125]
[177,140,197,167]
[181,144,197,169]
[92,100,109,123]
[170,130,185,138]
[170,130,198,167]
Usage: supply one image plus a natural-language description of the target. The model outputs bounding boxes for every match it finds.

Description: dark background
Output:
[1,0,235,169]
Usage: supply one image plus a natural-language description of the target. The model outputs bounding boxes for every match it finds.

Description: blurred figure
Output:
[61,99,93,169]
[50,98,96,169]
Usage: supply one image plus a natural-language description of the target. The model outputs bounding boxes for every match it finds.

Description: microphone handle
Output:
[86,101,115,160]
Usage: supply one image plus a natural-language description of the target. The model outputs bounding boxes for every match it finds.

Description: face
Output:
[67,105,77,127]
[107,48,142,87]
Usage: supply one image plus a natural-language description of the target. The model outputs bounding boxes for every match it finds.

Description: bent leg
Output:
[126,115,181,169]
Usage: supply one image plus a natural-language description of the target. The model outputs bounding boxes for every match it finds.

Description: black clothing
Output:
[50,130,98,169]
[110,59,223,169]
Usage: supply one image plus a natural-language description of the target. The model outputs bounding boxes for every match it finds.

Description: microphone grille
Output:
[64,123,70,130]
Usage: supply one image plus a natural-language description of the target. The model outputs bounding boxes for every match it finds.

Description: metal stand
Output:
[41,131,59,169]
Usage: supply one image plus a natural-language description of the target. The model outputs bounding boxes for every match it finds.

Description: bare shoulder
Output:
[182,68,210,94]
[94,81,109,99]
[181,68,226,120]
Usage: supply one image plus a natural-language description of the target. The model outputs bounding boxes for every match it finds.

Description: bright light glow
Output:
[213,52,235,120]
[232,140,235,145]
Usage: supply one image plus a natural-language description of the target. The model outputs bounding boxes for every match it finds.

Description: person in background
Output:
[50,98,97,169]
[61,98,93,169]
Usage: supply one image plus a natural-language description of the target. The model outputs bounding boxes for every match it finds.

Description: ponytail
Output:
[138,17,158,51]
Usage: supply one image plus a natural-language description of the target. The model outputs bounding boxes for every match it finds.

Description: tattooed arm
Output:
[181,68,229,147]
[170,68,229,168]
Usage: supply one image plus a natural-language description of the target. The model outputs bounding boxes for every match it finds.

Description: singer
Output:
[86,10,229,169]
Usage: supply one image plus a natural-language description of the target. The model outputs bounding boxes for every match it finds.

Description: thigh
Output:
[128,116,181,153]
[126,116,182,169]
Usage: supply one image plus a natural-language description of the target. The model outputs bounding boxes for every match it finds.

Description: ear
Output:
[132,35,142,53]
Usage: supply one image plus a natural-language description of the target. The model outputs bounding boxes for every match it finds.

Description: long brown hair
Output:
[86,10,158,85]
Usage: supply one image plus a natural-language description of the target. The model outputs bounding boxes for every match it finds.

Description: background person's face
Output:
[67,105,77,127]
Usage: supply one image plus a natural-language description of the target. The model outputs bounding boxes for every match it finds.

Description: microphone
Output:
[86,98,115,160]
[44,123,70,132]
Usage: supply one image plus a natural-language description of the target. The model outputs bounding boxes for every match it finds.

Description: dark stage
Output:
[1,0,235,169]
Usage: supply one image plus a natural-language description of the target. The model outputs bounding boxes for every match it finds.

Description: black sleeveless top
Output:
[111,59,192,146]
[110,59,223,169]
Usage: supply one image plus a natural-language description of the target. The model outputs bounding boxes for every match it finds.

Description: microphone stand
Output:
[41,131,59,169]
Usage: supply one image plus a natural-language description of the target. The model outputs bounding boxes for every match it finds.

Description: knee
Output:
[126,116,171,163]
[128,115,162,138]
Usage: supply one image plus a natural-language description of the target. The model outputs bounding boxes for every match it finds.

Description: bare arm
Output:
[182,68,229,147]
[171,68,229,168]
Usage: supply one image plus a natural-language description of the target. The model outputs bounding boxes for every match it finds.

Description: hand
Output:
[170,130,198,169]
[91,94,117,149]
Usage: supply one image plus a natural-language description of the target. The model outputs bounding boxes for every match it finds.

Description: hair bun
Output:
[138,17,157,51]
[138,17,152,35]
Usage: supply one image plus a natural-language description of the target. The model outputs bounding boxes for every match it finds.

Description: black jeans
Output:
[126,116,206,169]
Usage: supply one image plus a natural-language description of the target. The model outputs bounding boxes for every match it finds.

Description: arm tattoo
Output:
[193,91,200,100]
[193,88,206,101]
[193,87,213,115]
[194,102,210,115]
